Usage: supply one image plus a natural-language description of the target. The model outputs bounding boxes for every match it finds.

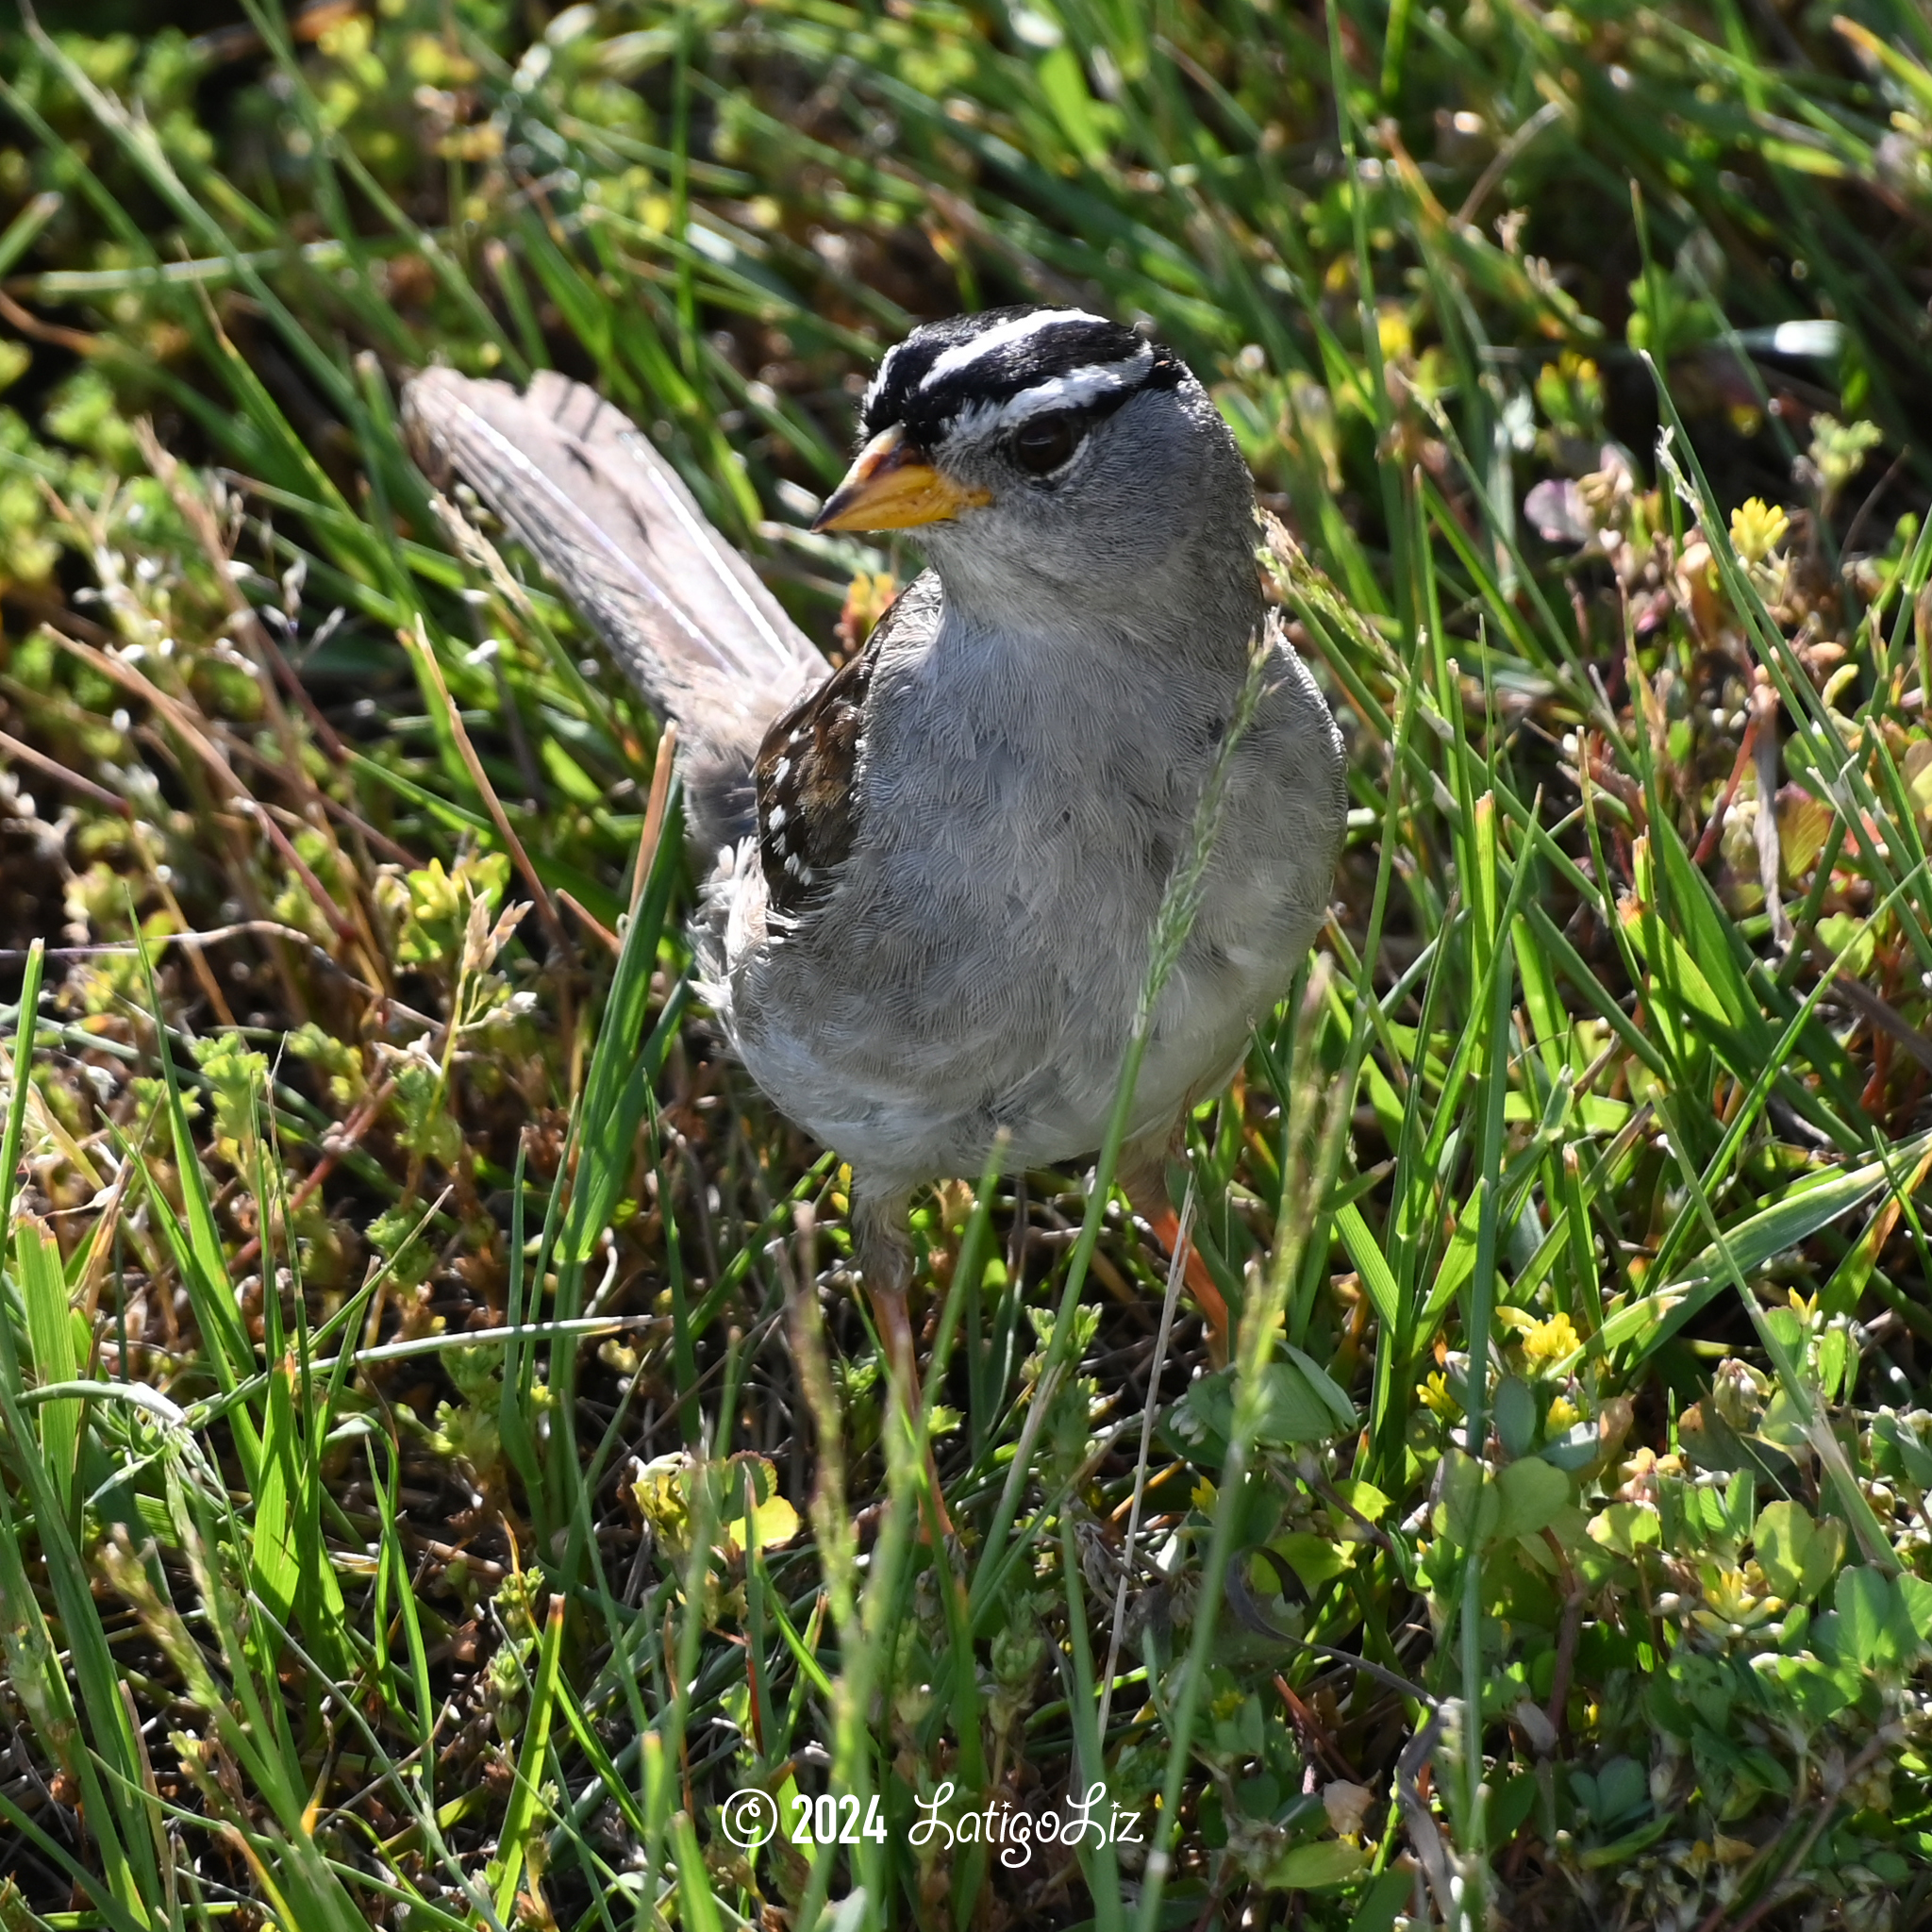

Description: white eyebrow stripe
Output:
[918,308,1114,388]
[945,355,1154,439]
[861,341,905,418]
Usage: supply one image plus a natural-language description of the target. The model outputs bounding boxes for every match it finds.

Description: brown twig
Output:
[135,422,390,987]
[558,891,619,956]
[228,1076,397,1273]
[1807,940,1932,1075]
[1457,98,1566,226]
[631,720,679,922]
[1698,1722,1903,1932]
[0,922,388,1008]
[1274,1673,1363,1784]
[138,833,238,1028]
[240,774,419,869]
[1840,444,1911,562]
[1691,713,1759,866]
[0,724,135,818]
[0,286,99,356]
[405,615,571,960]
[45,628,363,954]
[141,424,352,770]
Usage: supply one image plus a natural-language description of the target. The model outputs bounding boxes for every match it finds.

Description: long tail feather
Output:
[402,369,826,807]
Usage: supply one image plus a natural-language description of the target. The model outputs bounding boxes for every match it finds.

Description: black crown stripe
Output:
[861,307,1182,449]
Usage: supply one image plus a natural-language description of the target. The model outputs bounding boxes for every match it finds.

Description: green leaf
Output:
[1576,1809,1673,1867]
[1440,1452,1502,1547]
[1595,1756,1648,1822]
[1487,1769,1540,1844]
[1875,1412,1932,1491]
[1495,1457,1571,1543]
[1264,1839,1365,1889]
[724,1454,802,1556]
[1034,44,1111,168]
[1897,1573,1932,1645]
[1656,1134,1932,1331]
[0,1488,152,1932]
[16,1217,79,1513]
[1722,1469,1757,1545]
[1334,1477,1390,1523]
[1179,1350,1358,1454]
[135,939,252,1383]
[1420,1184,1482,1326]
[1348,1866,1416,1932]
[250,1358,302,1630]
[1835,1565,1913,1673]
[1335,1200,1401,1331]
[1757,1389,1812,1452]
[1249,1360,1342,1445]
[1541,1421,1605,1471]
[1588,1502,1661,1557]
[560,799,684,1265]
[1268,1532,1351,1592]
[1771,1650,1862,1725]
[491,1591,565,1920]
[1754,1501,1845,1604]
[0,939,43,1235]
[1493,1374,1537,1459]
[1278,1344,1358,1435]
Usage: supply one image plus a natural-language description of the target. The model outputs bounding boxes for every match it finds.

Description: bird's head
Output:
[813,306,1256,627]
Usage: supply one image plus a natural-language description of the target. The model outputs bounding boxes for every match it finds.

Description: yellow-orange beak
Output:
[811,425,992,532]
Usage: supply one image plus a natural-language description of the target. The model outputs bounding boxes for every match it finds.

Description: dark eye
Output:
[1011,414,1081,475]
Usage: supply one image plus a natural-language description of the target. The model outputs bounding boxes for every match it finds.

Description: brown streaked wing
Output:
[754,645,876,922]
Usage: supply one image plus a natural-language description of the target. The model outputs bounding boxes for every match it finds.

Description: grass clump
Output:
[1,2,1932,1929]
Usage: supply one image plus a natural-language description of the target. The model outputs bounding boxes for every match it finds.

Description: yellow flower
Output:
[1419,1373,1459,1419]
[1546,1394,1581,1431]
[1523,1312,1581,1365]
[1701,1567,1781,1628]
[1729,497,1789,564]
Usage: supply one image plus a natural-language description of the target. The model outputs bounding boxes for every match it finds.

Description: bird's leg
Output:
[853,1190,917,1389]
[852,1188,954,1538]
[1121,1128,1230,1366]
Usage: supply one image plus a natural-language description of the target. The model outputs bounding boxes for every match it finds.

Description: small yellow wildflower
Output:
[1523,1311,1581,1365]
[1701,1567,1780,1628]
[1730,497,1789,564]
[1546,1394,1581,1431]
[1419,1372,1459,1419]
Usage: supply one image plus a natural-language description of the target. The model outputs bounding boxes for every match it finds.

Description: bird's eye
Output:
[1010,415,1081,475]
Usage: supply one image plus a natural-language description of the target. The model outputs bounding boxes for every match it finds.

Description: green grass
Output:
[0,1,1931,1928]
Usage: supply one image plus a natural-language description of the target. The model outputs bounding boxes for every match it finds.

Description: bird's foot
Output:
[855,1191,957,1544]
[1141,1203,1230,1368]
[866,1283,957,1541]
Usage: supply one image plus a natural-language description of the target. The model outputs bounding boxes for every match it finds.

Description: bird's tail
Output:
[402,368,825,843]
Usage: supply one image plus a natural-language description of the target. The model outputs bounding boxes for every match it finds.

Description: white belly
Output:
[705,622,1343,1194]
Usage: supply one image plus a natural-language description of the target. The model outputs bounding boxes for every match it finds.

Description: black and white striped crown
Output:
[860,306,1184,452]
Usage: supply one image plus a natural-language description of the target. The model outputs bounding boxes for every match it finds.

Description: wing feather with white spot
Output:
[754,645,874,922]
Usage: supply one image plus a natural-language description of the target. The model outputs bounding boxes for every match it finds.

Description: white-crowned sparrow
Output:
[404,306,1346,1382]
